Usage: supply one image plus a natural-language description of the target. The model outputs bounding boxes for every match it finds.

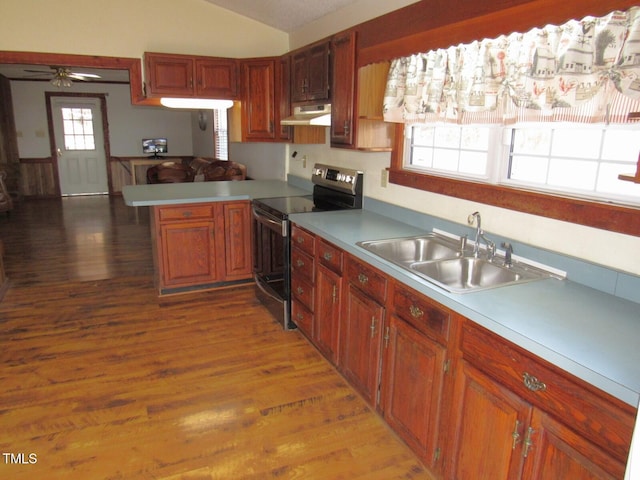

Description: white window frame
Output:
[404,123,640,208]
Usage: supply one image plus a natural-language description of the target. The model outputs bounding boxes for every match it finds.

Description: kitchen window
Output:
[404,123,640,207]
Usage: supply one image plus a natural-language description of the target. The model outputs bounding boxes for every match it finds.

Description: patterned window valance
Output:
[383,7,640,125]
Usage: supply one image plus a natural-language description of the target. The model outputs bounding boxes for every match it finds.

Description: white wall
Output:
[11,81,193,157]
[0,0,288,58]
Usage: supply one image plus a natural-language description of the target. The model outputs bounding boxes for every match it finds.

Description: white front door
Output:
[52,97,109,195]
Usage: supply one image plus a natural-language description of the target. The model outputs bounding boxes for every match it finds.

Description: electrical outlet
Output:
[302,155,307,168]
[381,168,388,188]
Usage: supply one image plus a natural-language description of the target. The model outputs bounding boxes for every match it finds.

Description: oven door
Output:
[251,203,295,330]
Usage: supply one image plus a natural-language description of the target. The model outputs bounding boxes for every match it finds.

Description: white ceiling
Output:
[202,0,362,33]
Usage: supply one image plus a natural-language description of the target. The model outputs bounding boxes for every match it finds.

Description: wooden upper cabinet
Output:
[145,52,238,99]
[145,53,194,96]
[330,31,356,147]
[276,55,292,141]
[291,41,330,103]
[240,58,276,141]
[195,57,238,98]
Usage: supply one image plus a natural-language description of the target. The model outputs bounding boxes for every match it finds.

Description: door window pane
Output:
[62,107,96,151]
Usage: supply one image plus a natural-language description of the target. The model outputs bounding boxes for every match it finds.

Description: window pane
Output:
[512,128,551,155]
[432,149,459,171]
[412,125,435,145]
[459,151,488,175]
[601,129,640,162]
[551,128,601,159]
[61,107,96,151]
[434,127,460,148]
[460,127,489,150]
[411,146,433,167]
[547,158,598,190]
[510,155,549,183]
[597,163,640,198]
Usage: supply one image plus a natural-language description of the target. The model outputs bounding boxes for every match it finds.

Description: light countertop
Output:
[289,209,640,407]
[122,180,310,206]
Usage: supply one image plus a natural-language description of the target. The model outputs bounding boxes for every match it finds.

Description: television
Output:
[142,138,168,156]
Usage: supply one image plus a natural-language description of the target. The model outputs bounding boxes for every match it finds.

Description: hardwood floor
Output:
[0,196,434,479]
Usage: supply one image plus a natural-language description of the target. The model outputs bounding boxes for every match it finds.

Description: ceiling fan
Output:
[24,66,101,87]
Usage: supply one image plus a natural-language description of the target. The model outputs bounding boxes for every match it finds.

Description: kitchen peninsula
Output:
[123,180,309,294]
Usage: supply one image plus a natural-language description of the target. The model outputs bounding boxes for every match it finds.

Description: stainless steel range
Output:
[252,164,363,330]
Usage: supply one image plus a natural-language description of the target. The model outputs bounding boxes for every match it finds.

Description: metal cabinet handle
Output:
[511,420,521,450]
[383,326,390,348]
[409,305,424,318]
[296,259,305,268]
[296,236,304,244]
[523,427,535,457]
[358,273,369,285]
[370,316,376,338]
[522,372,547,392]
[323,251,333,261]
[332,285,337,303]
[182,211,192,218]
[296,286,304,295]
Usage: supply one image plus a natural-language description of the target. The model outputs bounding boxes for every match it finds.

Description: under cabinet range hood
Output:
[280,104,331,126]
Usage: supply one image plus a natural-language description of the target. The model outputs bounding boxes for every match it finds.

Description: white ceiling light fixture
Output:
[160,98,234,110]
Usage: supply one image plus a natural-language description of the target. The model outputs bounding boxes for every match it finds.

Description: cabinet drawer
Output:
[346,255,387,302]
[291,248,314,282]
[158,204,213,222]
[317,239,343,274]
[392,283,450,345]
[291,225,316,256]
[291,299,313,336]
[291,275,314,311]
[460,321,634,462]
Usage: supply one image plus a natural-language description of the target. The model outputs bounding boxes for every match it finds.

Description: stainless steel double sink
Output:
[356,233,559,293]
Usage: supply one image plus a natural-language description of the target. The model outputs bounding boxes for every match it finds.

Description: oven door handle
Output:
[252,205,288,237]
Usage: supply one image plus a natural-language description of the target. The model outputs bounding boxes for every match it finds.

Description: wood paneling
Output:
[0,196,435,480]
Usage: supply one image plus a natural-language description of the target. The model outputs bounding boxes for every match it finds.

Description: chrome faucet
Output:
[467,211,496,260]
[502,242,513,268]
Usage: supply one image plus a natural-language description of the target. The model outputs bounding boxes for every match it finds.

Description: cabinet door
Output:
[146,53,194,96]
[330,31,356,147]
[522,409,625,480]
[290,42,330,103]
[221,201,252,281]
[196,58,238,98]
[381,314,447,468]
[276,55,292,141]
[159,221,217,287]
[314,264,341,364]
[448,361,530,480]
[242,59,276,140]
[306,42,330,101]
[339,282,384,405]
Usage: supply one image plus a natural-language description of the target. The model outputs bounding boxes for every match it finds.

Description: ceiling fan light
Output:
[160,98,234,110]
[51,74,72,88]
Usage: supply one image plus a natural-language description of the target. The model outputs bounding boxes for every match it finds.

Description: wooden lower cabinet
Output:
[339,255,387,405]
[290,224,316,338]
[381,313,448,468]
[447,320,633,479]
[449,361,532,479]
[152,201,252,294]
[314,239,343,364]
[285,230,634,479]
[314,263,341,363]
[221,201,252,281]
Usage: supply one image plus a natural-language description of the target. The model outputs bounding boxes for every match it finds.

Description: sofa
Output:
[146,158,247,184]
